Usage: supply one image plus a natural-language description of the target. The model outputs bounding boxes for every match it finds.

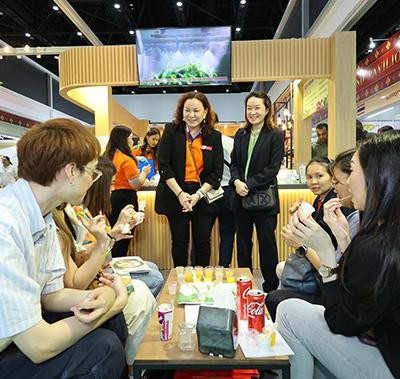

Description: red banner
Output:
[356,32,400,101]
[0,110,38,129]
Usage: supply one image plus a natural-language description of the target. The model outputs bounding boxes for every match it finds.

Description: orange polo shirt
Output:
[112,150,139,190]
[185,137,203,183]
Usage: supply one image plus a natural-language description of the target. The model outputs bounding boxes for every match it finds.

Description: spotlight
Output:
[129,30,135,35]
[36,54,41,58]
[240,0,247,4]
[114,3,121,9]
[52,5,59,11]
[369,37,376,49]
[54,56,59,60]
[235,27,241,32]
[77,31,83,36]
[25,32,31,38]
[176,1,183,6]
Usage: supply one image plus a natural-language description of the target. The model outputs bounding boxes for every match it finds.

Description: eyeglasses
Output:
[84,166,103,183]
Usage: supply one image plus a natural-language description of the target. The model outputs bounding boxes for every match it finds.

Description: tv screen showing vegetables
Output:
[135,26,231,87]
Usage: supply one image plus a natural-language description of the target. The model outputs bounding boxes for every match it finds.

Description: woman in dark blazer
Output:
[230,91,284,292]
[155,92,223,267]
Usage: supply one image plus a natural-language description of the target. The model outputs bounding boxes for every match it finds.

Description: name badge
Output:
[201,145,213,151]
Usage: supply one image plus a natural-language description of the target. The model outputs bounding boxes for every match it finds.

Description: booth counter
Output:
[130,184,313,269]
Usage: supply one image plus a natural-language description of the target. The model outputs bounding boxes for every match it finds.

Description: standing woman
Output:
[104,125,151,257]
[230,91,284,292]
[155,92,223,267]
[132,127,161,172]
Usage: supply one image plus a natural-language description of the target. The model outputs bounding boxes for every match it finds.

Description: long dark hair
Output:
[83,156,116,216]
[341,133,400,295]
[104,125,135,160]
[173,91,216,135]
[305,156,332,173]
[244,91,274,130]
[140,127,160,155]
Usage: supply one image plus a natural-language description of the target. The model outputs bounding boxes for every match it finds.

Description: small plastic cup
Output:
[204,266,213,282]
[168,282,177,295]
[184,266,193,282]
[225,267,234,279]
[175,266,184,276]
[215,271,224,283]
[177,273,185,285]
[194,266,203,281]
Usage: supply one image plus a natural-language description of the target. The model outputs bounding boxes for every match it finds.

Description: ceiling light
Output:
[54,55,59,60]
[0,11,4,16]
[367,49,372,53]
[131,90,135,94]
[23,45,30,52]
[77,31,83,36]
[114,3,121,9]
[162,90,167,94]
[129,3,134,6]
[369,37,376,49]
[25,32,31,38]
[240,0,247,4]
[3,46,10,53]
[16,55,22,59]
[36,54,41,58]
[176,1,183,6]
[235,27,241,32]
[129,30,135,35]
[52,5,59,11]
[225,89,229,92]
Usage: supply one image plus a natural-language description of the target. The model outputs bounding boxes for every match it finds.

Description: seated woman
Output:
[267,154,356,320]
[53,210,155,377]
[78,156,164,297]
[276,133,400,378]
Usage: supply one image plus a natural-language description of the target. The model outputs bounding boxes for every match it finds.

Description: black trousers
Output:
[236,210,279,292]
[110,189,138,258]
[0,312,127,379]
[166,183,214,267]
[218,185,236,267]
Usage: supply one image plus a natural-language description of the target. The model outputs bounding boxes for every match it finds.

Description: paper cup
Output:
[299,202,315,218]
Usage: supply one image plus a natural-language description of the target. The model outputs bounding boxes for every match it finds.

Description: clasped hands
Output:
[178,191,199,212]
[70,273,128,324]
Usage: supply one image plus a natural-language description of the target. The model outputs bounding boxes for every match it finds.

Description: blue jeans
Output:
[130,261,164,298]
[276,299,393,379]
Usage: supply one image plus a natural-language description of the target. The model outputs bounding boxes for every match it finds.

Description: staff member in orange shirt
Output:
[104,125,150,257]
[155,92,223,267]
[132,127,161,172]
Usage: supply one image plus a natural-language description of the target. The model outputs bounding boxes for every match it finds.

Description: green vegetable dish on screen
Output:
[151,63,218,85]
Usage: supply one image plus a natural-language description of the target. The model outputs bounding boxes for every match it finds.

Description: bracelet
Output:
[177,190,183,198]
[107,233,116,250]
[196,189,205,199]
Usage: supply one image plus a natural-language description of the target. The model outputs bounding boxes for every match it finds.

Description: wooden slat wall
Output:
[59,37,332,95]
[130,189,314,269]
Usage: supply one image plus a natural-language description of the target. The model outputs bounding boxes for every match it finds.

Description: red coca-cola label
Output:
[247,290,265,332]
[237,276,252,320]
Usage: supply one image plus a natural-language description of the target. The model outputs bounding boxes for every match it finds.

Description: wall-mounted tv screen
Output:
[135,26,231,87]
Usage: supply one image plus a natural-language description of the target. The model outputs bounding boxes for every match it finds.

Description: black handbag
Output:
[241,185,277,211]
[280,249,321,295]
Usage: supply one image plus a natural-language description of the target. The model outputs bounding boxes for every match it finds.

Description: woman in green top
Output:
[230,91,285,292]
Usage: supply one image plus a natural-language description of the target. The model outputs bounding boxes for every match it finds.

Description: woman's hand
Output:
[289,208,336,266]
[323,199,351,252]
[70,286,115,324]
[234,179,249,197]
[142,164,151,175]
[178,191,193,212]
[282,224,303,249]
[78,214,108,246]
[289,199,303,215]
[99,273,128,311]
[189,193,200,208]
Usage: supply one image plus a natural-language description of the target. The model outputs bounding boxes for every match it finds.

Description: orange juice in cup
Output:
[204,266,213,282]
[184,266,193,282]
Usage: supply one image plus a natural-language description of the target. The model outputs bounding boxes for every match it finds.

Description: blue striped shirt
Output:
[0,179,65,352]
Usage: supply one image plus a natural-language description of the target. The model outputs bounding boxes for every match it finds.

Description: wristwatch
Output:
[318,264,338,278]
[297,245,308,257]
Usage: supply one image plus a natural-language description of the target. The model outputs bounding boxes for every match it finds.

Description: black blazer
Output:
[155,123,223,215]
[230,126,284,214]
